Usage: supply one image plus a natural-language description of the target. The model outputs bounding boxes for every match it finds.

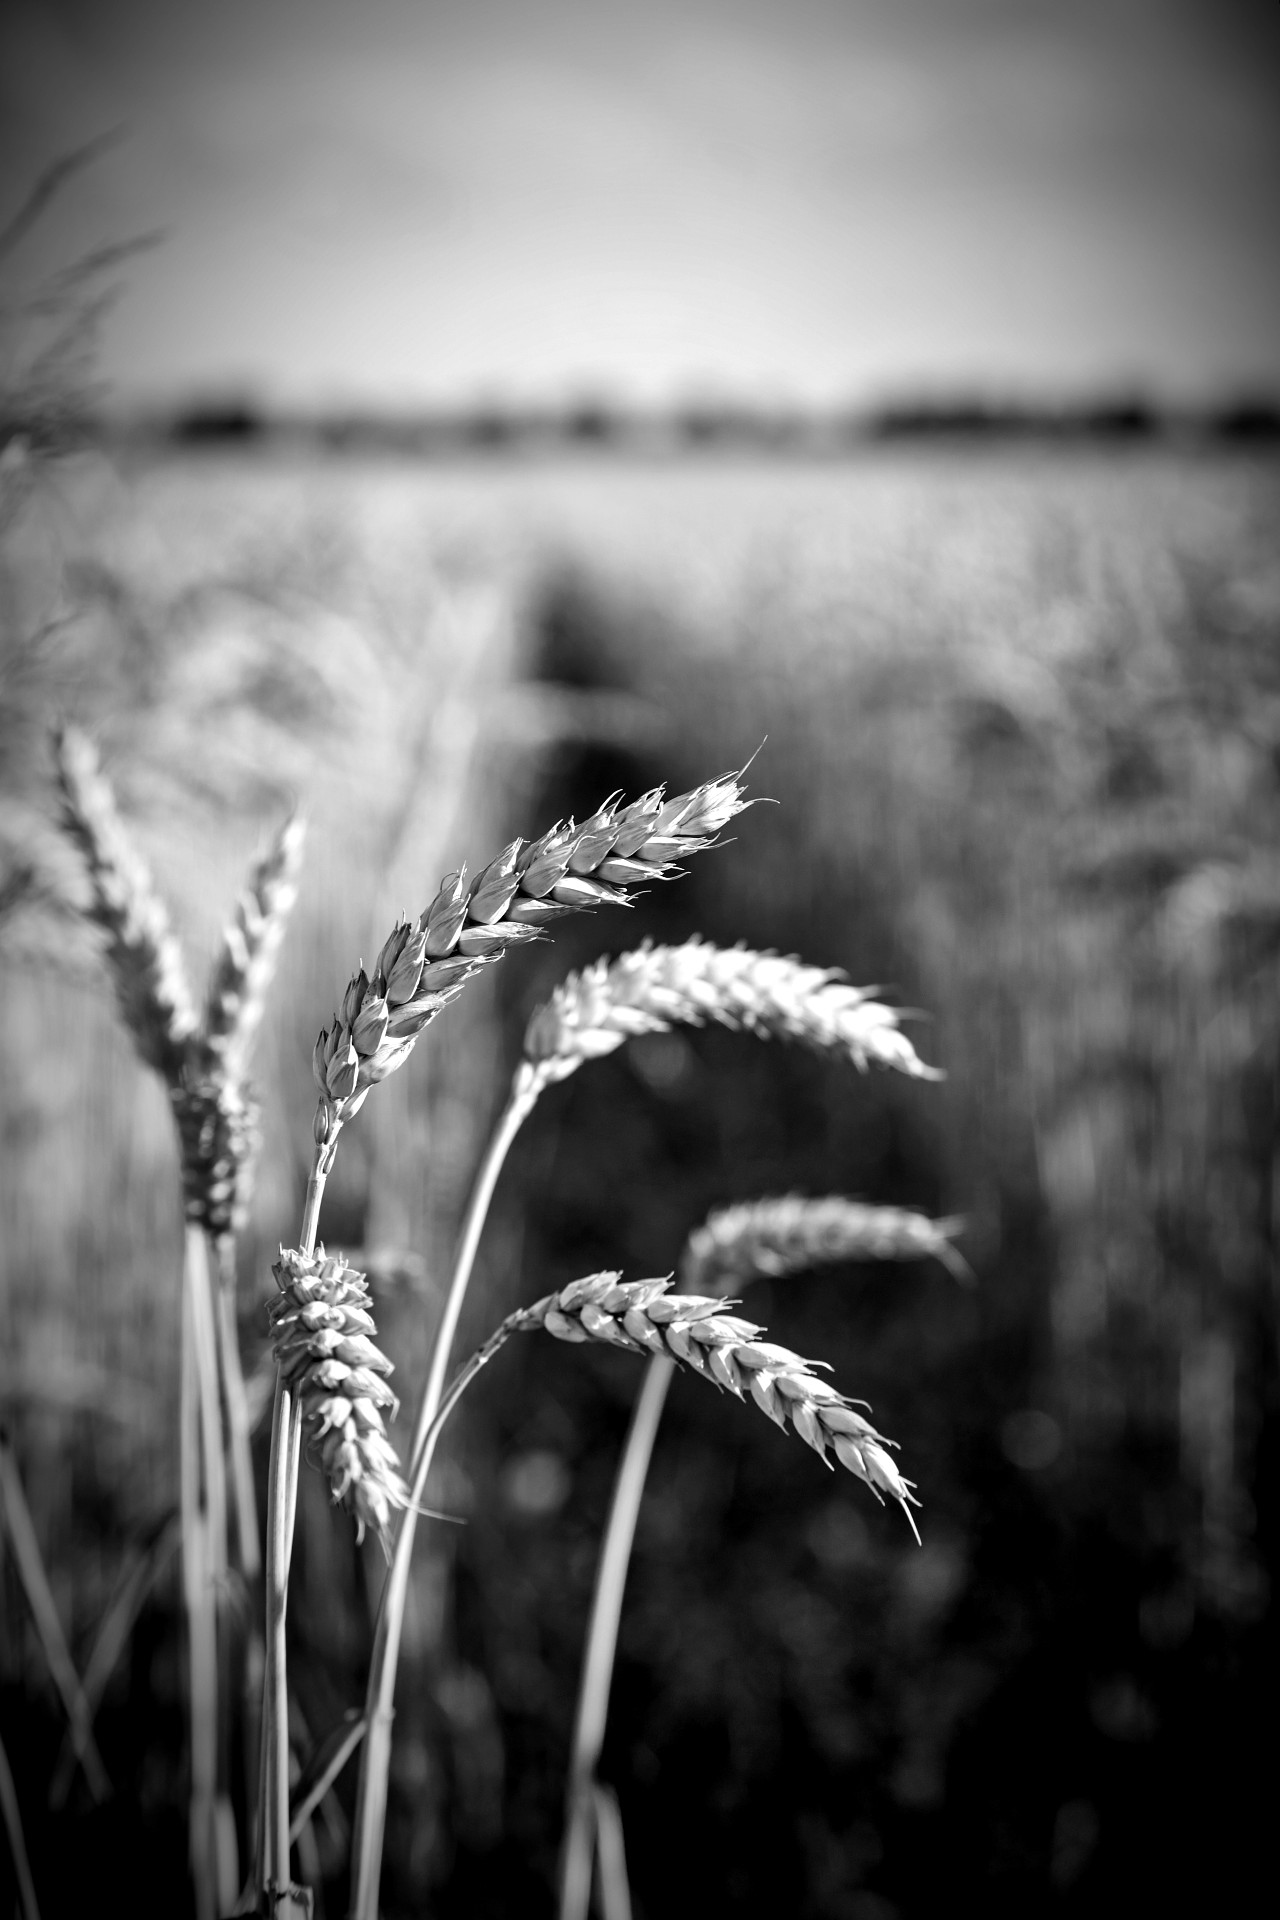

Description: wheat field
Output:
[2,440,1277,1915]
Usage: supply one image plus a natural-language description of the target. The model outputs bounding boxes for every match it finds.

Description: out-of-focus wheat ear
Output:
[51,722,198,1086]
[171,1078,261,1241]
[521,938,944,1092]
[680,1195,972,1295]
[203,809,306,1088]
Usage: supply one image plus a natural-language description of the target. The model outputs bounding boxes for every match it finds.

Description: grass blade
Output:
[48,1511,180,1808]
[0,1726,41,1920]
[288,1712,367,1846]
[0,1426,109,1802]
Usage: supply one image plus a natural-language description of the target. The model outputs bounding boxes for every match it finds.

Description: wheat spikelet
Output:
[496,1271,920,1536]
[268,1248,408,1556]
[520,937,943,1088]
[681,1195,970,1294]
[52,722,198,1083]
[203,810,306,1087]
[312,771,751,1143]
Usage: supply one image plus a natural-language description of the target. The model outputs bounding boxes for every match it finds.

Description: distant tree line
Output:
[84,390,1280,455]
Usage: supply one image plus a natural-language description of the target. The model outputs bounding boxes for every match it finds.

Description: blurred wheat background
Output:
[3,0,1279,1915]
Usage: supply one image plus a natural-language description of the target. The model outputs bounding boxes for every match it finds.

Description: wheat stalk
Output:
[313,773,751,1147]
[268,1248,409,1557]
[681,1195,971,1292]
[361,1267,917,1920]
[52,726,237,1918]
[53,726,308,1913]
[521,937,943,1090]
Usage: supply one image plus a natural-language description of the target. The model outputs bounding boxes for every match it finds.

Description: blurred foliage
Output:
[2,445,1278,1915]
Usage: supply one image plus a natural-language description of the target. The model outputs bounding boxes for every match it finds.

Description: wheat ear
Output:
[682,1195,971,1291]
[313,772,751,1148]
[52,722,199,1082]
[517,1273,920,1521]
[268,1248,409,1557]
[520,936,943,1091]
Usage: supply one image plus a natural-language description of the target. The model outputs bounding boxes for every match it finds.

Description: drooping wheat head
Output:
[268,1248,409,1556]
[493,1271,921,1535]
[312,773,752,1145]
[52,722,198,1084]
[681,1194,970,1294]
[520,938,943,1090]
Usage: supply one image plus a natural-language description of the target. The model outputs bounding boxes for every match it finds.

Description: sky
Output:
[2,0,1279,410]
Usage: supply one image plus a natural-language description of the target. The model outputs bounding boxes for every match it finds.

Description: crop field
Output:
[2,441,1278,1916]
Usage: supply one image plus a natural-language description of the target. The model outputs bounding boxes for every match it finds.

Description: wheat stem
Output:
[213,1232,261,1583]
[347,1077,537,1920]
[256,1143,332,1913]
[180,1231,218,1920]
[260,1370,298,1906]
[590,1783,633,1920]
[558,1358,673,1920]
[348,1312,515,1920]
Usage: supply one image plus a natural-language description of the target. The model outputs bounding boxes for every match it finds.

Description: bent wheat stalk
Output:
[400,1269,919,1543]
[347,935,932,1917]
[559,1198,967,1920]
[383,1271,917,1920]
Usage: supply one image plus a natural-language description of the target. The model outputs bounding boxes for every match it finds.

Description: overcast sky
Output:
[3,0,1278,409]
